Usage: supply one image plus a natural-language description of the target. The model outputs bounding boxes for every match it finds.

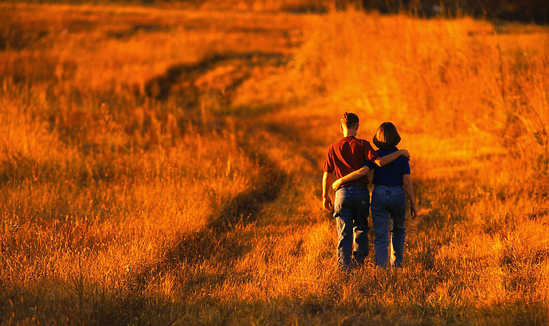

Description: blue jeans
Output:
[371,185,406,268]
[333,184,370,271]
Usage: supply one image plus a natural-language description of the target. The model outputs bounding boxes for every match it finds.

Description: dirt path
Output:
[131,51,306,293]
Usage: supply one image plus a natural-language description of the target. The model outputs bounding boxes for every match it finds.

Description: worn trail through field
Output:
[131,49,324,293]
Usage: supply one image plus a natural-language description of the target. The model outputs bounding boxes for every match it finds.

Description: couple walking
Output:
[322,112,418,272]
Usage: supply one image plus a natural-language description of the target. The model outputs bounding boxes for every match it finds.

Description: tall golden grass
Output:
[1,3,548,325]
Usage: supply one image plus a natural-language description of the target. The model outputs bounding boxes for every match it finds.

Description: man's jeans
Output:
[371,185,406,268]
[333,184,370,271]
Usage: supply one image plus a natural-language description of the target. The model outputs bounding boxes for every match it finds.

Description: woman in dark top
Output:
[332,122,418,268]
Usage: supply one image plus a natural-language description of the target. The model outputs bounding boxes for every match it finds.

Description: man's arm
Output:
[332,149,410,190]
[375,149,410,167]
[332,166,371,190]
[402,174,418,219]
[322,172,333,212]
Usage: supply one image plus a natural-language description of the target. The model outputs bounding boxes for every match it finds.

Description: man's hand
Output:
[399,149,410,160]
[332,179,342,191]
[323,196,333,212]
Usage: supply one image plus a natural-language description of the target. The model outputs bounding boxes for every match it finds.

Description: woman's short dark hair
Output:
[373,122,401,150]
[341,112,359,129]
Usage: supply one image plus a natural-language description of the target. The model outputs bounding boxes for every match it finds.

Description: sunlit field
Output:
[1,3,549,325]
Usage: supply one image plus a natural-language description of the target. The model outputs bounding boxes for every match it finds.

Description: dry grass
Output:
[1,3,548,325]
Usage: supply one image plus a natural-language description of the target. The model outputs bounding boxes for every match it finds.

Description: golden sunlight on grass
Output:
[1,3,548,325]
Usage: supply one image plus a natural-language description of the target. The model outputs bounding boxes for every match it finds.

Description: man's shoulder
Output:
[329,137,373,149]
[329,137,349,147]
[356,138,371,144]
[338,136,370,144]
[354,138,375,149]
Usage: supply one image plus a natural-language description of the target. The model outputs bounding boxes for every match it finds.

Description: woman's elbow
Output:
[357,168,370,177]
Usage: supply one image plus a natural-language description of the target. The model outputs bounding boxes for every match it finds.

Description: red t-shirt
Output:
[323,136,379,185]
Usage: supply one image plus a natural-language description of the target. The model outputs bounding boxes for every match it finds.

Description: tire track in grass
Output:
[126,48,299,301]
[128,116,289,296]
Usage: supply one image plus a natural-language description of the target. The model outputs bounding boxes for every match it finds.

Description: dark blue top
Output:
[364,147,410,186]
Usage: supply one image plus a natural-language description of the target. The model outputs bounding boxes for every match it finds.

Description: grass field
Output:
[1,3,549,325]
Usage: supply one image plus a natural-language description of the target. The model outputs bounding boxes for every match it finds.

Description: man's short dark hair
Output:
[341,112,359,129]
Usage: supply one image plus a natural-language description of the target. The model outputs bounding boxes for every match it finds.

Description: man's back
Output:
[323,136,378,185]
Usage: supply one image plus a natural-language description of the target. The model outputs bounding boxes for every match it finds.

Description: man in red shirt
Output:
[322,112,409,272]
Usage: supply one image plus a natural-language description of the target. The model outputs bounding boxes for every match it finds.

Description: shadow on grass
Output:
[5,284,545,325]
[128,116,288,294]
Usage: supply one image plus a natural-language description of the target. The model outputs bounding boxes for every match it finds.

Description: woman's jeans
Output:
[371,185,406,268]
[333,184,370,271]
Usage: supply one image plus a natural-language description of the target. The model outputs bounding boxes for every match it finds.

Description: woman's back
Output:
[372,147,410,186]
